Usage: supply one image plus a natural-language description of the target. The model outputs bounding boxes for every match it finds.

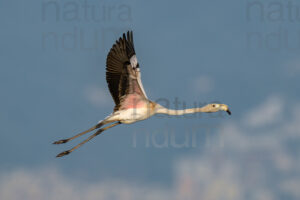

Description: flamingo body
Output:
[53,31,231,157]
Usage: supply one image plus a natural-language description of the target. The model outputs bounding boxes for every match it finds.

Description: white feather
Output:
[130,55,138,68]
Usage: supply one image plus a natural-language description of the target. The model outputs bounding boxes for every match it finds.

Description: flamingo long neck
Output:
[155,105,211,116]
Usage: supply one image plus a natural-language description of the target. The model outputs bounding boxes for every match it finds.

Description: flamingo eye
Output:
[212,104,216,107]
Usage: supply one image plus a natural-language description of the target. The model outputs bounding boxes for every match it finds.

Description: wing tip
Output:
[123,30,135,58]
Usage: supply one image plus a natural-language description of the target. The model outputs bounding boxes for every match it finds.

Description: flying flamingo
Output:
[54,31,231,157]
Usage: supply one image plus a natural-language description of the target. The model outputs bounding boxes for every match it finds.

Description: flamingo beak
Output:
[226,109,231,115]
[220,104,231,115]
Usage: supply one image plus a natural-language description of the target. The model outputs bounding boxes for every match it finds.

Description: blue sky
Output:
[1,0,300,199]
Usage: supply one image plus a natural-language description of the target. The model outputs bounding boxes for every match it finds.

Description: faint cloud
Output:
[192,75,214,94]
[280,180,300,198]
[173,97,300,199]
[175,159,241,200]
[0,168,171,200]
[83,85,111,107]
[1,96,300,200]
[243,96,283,127]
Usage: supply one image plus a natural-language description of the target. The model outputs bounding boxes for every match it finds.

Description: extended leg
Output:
[53,121,107,144]
[56,121,121,157]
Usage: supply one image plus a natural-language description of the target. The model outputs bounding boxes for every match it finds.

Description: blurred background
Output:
[1,0,300,199]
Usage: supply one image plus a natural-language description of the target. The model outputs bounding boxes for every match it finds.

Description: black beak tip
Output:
[226,110,231,115]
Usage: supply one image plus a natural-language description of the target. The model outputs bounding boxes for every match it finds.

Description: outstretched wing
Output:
[106,31,147,110]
